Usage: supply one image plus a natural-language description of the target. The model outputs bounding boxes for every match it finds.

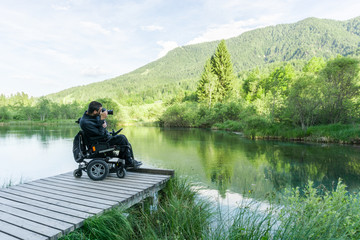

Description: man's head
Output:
[88,101,102,115]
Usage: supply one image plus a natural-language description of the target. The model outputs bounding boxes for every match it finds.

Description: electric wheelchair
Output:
[72,128,128,181]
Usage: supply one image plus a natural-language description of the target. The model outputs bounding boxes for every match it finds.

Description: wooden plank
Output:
[123,171,172,178]
[28,180,127,202]
[56,177,166,191]
[0,191,91,219]
[61,171,170,182]
[0,197,83,226]
[0,220,47,240]
[0,204,74,234]
[0,231,19,240]
[43,177,141,196]
[128,168,175,176]
[108,173,169,183]
[35,178,135,201]
[17,183,118,206]
[110,174,169,183]
[0,211,61,239]
[55,172,163,185]
[122,173,171,180]
[9,186,113,209]
[47,176,149,194]
[98,177,170,189]
[61,171,171,181]
[54,174,167,191]
[100,175,171,188]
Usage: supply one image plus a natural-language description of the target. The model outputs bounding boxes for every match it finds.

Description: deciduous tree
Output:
[320,56,360,123]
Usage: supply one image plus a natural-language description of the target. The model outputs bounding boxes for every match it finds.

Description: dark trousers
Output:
[108,134,134,163]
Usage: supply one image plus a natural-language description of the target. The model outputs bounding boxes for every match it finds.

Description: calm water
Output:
[2,125,360,201]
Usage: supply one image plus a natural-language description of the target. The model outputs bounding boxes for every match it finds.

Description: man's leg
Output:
[108,135,142,168]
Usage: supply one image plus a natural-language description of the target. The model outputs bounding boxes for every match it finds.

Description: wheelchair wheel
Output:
[73,169,82,178]
[116,167,126,178]
[87,159,109,181]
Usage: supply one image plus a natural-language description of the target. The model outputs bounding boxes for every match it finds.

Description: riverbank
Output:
[0,119,76,126]
[213,121,360,144]
[59,176,360,239]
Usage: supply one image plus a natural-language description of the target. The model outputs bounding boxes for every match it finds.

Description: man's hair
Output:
[88,101,102,114]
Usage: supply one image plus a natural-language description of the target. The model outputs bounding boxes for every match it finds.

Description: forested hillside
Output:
[47,16,360,104]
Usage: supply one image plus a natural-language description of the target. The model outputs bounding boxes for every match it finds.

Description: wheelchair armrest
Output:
[90,142,115,154]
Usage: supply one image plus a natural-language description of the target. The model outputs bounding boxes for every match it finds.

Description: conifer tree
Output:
[197,59,217,108]
[210,40,235,102]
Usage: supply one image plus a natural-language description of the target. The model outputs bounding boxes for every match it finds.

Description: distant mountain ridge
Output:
[48,16,360,103]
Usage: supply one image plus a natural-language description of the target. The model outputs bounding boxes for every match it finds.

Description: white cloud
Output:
[187,16,280,45]
[81,66,108,77]
[80,21,111,35]
[157,41,178,58]
[141,25,164,32]
[51,4,70,11]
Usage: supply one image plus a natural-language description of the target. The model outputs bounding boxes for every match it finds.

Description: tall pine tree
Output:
[211,40,235,102]
[197,40,235,106]
[197,59,217,108]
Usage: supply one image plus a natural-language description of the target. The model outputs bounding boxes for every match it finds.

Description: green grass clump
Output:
[61,178,360,240]
[274,180,360,239]
[223,180,360,240]
[60,177,213,240]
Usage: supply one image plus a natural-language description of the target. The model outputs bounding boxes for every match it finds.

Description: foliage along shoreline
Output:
[158,40,360,145]
[212,122,360,144]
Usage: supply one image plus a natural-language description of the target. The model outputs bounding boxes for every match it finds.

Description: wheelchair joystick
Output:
[111,128,123,136]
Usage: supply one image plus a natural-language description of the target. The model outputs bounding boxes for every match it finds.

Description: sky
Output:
[1,0,360,97]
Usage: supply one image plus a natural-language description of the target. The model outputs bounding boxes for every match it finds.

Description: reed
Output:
[61,178,360,240]
[60,177,213,240]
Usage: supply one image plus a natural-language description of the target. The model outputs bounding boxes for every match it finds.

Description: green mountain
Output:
[48,16,360,104]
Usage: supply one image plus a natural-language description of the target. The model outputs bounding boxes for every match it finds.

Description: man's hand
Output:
[100,110,108,120]
[102,120,107,128]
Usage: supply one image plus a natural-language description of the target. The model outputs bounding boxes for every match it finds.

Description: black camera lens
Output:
[101,108,113,115]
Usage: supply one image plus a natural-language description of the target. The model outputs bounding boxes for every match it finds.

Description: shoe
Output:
[133,159,142,168]
[125,159,142,169]
[132,159,142,169]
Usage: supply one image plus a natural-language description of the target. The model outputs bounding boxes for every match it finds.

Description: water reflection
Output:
[1,125,360,200]
[125,127,360,198]
[0,125,79,185]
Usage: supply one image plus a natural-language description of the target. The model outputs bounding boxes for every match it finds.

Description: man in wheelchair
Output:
[79,101,142,169]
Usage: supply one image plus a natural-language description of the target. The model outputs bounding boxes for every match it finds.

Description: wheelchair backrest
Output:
[73,130,87,163]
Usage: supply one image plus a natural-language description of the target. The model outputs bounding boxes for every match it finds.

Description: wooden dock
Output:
[0,168,174,240]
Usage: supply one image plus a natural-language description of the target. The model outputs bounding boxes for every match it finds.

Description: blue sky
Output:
[1,0,360,97]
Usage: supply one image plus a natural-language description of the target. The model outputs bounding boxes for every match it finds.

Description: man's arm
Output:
[80,117,106,137]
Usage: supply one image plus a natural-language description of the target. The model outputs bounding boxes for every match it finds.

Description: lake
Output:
[2,125,360,203]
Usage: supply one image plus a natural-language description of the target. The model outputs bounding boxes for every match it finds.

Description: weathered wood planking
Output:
[0,168,174,240]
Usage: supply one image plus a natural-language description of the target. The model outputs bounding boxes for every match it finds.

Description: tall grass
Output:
[273,180,360,239]
[61,178,360,240]
[60,177,213,240]
[1,177,24,188]
[219,180,360,240]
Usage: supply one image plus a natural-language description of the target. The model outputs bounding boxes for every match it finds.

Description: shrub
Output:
[159,103,198,127]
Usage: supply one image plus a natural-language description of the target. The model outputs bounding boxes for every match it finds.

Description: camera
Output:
[102,108,114,115]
